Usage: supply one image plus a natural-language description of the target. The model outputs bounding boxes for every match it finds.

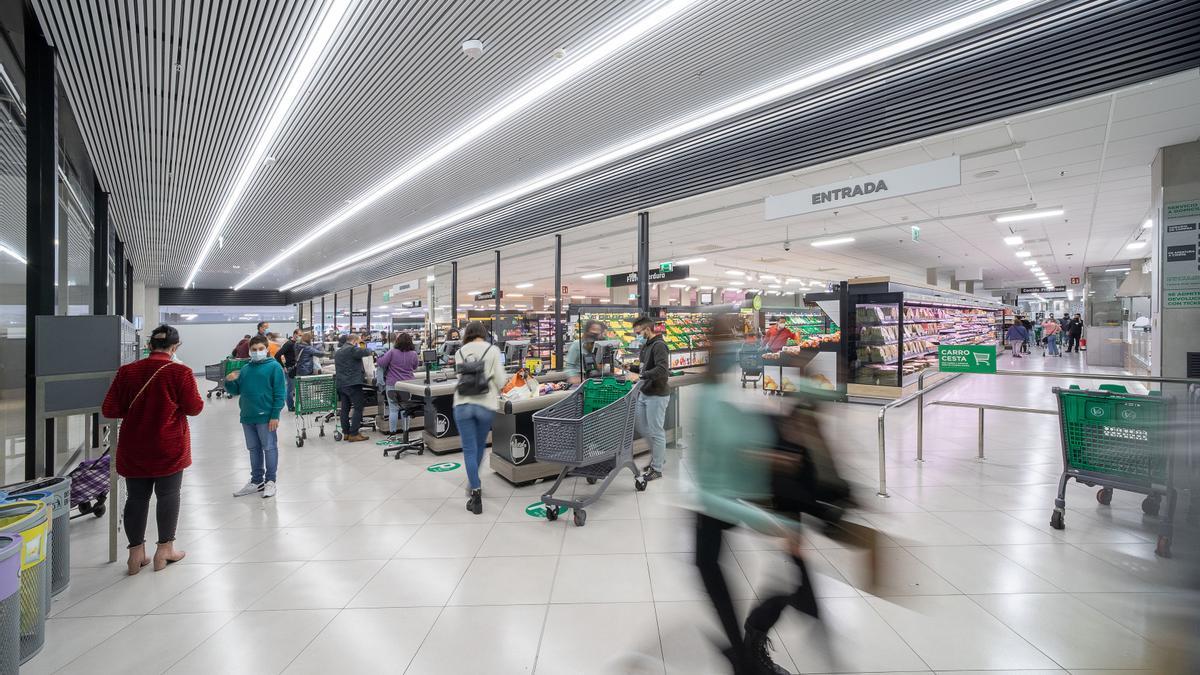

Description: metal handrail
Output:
[926,401,1057,460]
[877,368,1200,497]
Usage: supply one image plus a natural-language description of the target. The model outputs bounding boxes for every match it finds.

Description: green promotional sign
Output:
[752,295,763,311]
[937,344,996,373]
[426,462,461,473]
[524,501,554,518]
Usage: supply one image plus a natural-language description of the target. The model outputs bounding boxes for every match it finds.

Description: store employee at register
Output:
[763,317,798,351]
[565,320,607,384]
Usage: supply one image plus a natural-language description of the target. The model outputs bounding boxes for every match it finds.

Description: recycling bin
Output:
[5,477,71,595]
[0,533,21,674]
[0,502,50,663]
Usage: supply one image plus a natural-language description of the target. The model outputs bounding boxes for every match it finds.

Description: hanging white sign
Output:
[765,156,961,219]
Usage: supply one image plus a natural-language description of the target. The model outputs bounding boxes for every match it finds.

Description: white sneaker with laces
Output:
[262,481,277,498]
[233,481,263,497]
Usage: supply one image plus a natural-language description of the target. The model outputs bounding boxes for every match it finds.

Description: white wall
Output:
[174,322,256,374]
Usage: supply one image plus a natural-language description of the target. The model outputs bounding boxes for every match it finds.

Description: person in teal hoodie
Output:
[225,335,287,498]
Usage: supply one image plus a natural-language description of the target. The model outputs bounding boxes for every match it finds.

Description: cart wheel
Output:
[206,392,212,400]
[1049,510,1065,530]
[418,445,426,456]
[1156,535,1172,558]
[1096,487,1113,506]
[77,500,93,515]
[586,477,597,485]
[635,477,647,492]
[93,504,106,517]
[334,431,343,442]
[545,505,559,521]
[573,509,587,527]
[296,438,304,447]
[1142,496,1161,517]
[302,429,308,439]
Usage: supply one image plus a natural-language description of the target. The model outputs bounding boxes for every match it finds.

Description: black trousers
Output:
[339,384,365,435]
[124,471,183,548]
[1066,334,1081,352]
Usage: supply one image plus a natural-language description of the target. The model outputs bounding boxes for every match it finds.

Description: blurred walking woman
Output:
[102,325,204,575]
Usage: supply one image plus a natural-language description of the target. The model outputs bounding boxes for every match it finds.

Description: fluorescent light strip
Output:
[1126,241,1147,250]
[278,0,1041,292]
[811,237,855,247]
[1015,250,1032,258]
[675,257,706,265]
[514,282,533,289]
[237,0,702,290]
[1003,235,1023,246]
[580,273,604,279]
[0,244,27,265]
[1105,267,1131,272]
[186,0,351,288]
[994,208,1064,223]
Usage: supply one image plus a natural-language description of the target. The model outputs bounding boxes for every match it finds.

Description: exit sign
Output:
[1070,276,1080,285]
[659,262,674,274]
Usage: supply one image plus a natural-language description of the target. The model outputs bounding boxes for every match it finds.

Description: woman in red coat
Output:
[102,325,204,574]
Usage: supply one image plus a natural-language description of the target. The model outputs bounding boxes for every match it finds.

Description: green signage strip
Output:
[426,462,462,473]
[937,344,997,373]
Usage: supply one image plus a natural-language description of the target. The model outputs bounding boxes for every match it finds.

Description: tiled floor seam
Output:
[528,497,570,675]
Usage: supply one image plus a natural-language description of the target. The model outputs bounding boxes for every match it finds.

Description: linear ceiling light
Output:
[580,273,604,279]
[1023,260,1037,266]
[994,208,1065,223]
[1003,235,1023,246]
[811,237,855,247]
[1142,218,1153,229]
[725,270,745,277]
[1105,267,1131,272]
[185,0,351,288]
[1015,250,1032,258]
[277,0,1042,292]
[1126,241,1147,250]
[235,0,703,290]
[675,257,706,265]
[0,244,27,265]
[514,282,533,289]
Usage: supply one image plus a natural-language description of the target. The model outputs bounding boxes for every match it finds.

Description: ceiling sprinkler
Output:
[461,40,484,58]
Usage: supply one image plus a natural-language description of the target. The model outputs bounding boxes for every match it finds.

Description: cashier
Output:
[763,317,798,351]
[564,320,607,384]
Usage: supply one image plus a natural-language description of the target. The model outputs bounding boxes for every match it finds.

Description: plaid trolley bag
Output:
[67,453,110,518]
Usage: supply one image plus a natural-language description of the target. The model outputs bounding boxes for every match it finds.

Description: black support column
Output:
[348,288,354,332]
[124,261,133,322]
[332,294,338,333]
[450,261,458,328]
[320,297,325,335]
[637,211,650,314]
[554,234,563,369]
[365,284,371,334]
[25,2,58,479]
[114,238,125,318]
[92,180,109,315]
[494,250,501,316]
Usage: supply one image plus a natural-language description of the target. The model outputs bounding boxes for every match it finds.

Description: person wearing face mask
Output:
[626,315,671,482]
[225,335,288,498]
[257,320,270,337]
[102,324,203,575]
[564,320,607,384]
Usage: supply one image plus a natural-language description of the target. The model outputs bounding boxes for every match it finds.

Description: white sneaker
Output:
[262,481,277,499]
[233,481,263,497]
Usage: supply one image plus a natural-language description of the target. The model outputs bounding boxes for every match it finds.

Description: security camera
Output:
[461,40,484,59]
[783,240,791,251]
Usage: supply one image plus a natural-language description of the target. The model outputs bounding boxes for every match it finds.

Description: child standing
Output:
[226,335,288,498]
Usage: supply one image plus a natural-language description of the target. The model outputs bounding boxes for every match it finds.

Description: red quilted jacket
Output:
[102,352,204,478]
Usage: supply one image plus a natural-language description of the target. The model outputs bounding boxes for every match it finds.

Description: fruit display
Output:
[766,311,826,336]
[579,312,638,349]
[663,313,711,350]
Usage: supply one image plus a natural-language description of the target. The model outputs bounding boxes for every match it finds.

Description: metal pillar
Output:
[494,250,501,315]
[25,2,58,479]
[114,239,124,317]
[332,294,338,333]
[124,261,133,321]
[320,297,326,335]
[92,180,109,315]
[554,234,563,368]
[451,261,458,328]
[365,284,372,335]
[309,300,314,331]
[637,211,650,315]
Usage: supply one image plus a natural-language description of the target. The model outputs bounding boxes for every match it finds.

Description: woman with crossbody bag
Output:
[102,325,204,575]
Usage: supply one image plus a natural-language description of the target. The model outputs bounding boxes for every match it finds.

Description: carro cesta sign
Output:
[937,344,996,373]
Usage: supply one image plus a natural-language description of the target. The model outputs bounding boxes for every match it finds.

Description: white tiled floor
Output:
[26,362,1198,674]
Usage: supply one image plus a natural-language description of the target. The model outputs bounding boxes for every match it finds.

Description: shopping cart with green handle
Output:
[293,374,338,446]
[1049,386,1176,556]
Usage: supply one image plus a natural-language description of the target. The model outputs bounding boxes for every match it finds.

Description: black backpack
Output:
[456,345,493,396]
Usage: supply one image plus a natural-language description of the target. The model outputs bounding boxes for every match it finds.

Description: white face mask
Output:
[249,349,269,362]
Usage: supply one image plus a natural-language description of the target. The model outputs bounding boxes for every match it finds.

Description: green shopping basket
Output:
[293,374,338,447]
[223,357,250,376]
[1050,386,1175,557]
[581,377,633,415]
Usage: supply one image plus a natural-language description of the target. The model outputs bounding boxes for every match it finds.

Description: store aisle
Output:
[25,375,1192,674]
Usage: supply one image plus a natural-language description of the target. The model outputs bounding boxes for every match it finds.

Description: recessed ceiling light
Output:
[570,295,586,299]
[466,290,481,295]
[1142,219,1153,229]
[675,257,706,265]
[995,208,1065,223]
[684,277,699,282]
[515,282,533,289]
[768,284,782,289]
[669,284,689,289]
[1023,260,1037,266]
[1126,241,1147,250]
[785,278,803,284]
[728,281,744,286]
[1105,267,1131,272]
[1003,235,1023,246]
[580,273,604,279]
[1015,250,1032,258]
[811,237,855,247]
[725,270,745,276]
[506,293,525,298]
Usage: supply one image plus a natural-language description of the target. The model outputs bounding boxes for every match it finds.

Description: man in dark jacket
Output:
[275,329,303,412]
[628,315,671,481]
[1066,314,1084,353]
[334,335,374,441]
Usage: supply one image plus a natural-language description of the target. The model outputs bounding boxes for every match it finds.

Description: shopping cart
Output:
[204,363,227,399]
[1050,386,1176,556]
[293,374,338,446]
[224,357,250,378]
[739,341,763,388]
[533,377,643,526]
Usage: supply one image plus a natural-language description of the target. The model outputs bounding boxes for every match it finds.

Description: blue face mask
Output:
[249,349,269,362]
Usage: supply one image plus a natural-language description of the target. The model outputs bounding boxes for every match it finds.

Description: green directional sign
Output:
[524,501,555,518]
[426,462,461,473]
[937,344,996,374]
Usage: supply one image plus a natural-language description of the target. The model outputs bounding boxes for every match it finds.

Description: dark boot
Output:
[466,488,483,515]
[744,626,792,675]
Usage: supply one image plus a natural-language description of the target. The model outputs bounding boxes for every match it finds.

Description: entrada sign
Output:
[937,344,996,374]
[765,156,961,219]
[606,265,691,288]
[475,290,503,301]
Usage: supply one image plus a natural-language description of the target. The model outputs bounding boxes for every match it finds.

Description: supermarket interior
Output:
[2,1,1200,673]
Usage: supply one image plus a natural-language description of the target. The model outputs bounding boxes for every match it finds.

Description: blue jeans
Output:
[636,394,670,472]
[285,376,296,412]
[1046,333,1059,355]
[453,404,494,490]
[242,423,279,484]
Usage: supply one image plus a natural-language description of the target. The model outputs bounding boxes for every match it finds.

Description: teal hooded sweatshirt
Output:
[224,358,287,424]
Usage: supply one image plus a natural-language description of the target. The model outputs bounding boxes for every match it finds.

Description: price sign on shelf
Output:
[937,345,997,374]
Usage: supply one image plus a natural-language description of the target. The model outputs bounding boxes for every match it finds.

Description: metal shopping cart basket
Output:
[294,374,338,446]
[533,377,643,526]
[1050,386,1177,556]
[739,341,763,388]
[204,362,227,399]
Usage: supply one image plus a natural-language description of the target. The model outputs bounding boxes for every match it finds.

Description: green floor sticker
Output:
[525,501,554,518]
[426,462,461,473]
[376,439,402,447]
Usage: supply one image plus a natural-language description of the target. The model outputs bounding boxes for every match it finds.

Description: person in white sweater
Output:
[453,321,507,514]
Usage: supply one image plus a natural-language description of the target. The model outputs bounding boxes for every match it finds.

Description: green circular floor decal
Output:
[525,501,554,518]
[426,462,461,473]
[376,439,402,447]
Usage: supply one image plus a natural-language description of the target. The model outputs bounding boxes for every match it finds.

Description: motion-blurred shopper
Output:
[377,332,420,435]
[564,319,607,383]
[763,317,798,352]
[294,331,323,376]
[1042,317,1062,356]
[453,321,506,514]
[628,314,670,482]
[102,325,202,575]
[275,329,303,412]
[334,334,374,441]
[226,335,288,499]
[231,334,251,358]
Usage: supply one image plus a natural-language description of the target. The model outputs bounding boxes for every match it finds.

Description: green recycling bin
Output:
[4,476,71,596]
[0,502,50,663]
[0,533,21,674]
